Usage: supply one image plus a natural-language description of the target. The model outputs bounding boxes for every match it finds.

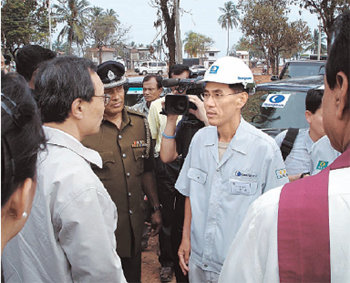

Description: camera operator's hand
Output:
[188,95,209,126]
[161,99,179,122]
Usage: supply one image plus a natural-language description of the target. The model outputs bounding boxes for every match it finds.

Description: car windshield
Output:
[243,90,309,136]
[281,63,325,79]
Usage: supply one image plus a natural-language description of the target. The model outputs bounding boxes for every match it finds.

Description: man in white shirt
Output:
[275,88,325,181]
[129,74,163,116]
[219,11,350,283]
[2,56,126,283]
[176,57,288,282]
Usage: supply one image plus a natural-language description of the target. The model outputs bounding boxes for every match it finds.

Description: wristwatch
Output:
[152,204,163,213]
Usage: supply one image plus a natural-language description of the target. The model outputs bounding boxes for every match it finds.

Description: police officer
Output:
[83,61,162,283]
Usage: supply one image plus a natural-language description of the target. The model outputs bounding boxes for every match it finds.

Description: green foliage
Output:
[184,31,213,58]
[88,7,120,46]
[53,0,92,55]
[304,28,327,55]
[291,0,350,49]
[218,1,240,55]
[239,0,311,74]
[1,0,54,55]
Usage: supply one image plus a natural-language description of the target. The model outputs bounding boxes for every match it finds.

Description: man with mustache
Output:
[83,61,162,283]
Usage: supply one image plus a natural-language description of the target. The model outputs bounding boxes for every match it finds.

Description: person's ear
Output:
[7,178,35,221]
[71,98,84,120]
[238,92,248,108]
[335,71,349,120]
[305,110,312,124]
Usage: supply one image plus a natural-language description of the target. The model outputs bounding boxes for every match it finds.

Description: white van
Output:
[138,61,167,75]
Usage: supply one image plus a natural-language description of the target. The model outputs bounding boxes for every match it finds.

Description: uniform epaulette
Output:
[126,106,147,118]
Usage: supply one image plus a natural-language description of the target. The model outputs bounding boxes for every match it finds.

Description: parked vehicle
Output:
[189,65,207,76]
[138,61,167,75]
[271,60,326,81]
[243,75,324,137]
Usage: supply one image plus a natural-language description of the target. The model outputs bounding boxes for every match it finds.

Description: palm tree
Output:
[218,1,240,55]
[53,0,92,55]
[305,28,327,55]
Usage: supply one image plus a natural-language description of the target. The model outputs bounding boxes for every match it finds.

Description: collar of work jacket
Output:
[43,126,103,168]
[204,117,249,164]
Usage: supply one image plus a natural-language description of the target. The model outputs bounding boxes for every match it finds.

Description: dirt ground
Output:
[141,236,176,283]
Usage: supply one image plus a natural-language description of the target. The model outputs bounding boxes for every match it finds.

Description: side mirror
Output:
[270,75,279,81]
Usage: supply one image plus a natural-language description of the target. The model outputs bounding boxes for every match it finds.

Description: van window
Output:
[141,63,147,67]
[158,62,166,66]
[150,62,157,67]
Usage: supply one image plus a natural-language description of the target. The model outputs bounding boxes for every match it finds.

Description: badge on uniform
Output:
[275,168,287,179]
[132,140,147,148]
[316,160,329,170]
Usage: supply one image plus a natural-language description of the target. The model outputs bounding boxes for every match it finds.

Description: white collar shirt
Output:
[310,135,341,175]
[274,128,314,175]
[219,166,350,283]
[129,97,150,116]
[2,126,126,283]
[175,118,288,274]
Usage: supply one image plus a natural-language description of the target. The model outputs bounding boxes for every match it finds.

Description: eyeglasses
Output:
[201,91,242,102]
[94,94,111,105]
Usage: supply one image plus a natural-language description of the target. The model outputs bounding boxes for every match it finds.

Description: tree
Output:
[88,7,120,47]
[1,0,54,56]
[53,0,92,55]
[239,0,311,74]
[218,1,240,55]
[292,0,349,50]
[183,31,213,58]
[304,28,327,54]
[150,0,177,66]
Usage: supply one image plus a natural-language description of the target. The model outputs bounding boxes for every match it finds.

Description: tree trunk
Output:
[227,24,230,55]
[159,0,176,67]
[174,0,182,63]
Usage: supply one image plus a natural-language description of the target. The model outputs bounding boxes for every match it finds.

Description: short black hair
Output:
[325,10,350,101]
[305,88,323,113]
[35,56,97,123]
[169,64,190,78]
[143,74,163,89]
[15,45,56,81]
[1,72,46,206]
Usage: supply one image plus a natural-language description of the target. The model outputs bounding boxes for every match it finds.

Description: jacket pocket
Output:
[229,178,258,196]
[132,147,146,175]
[187,168,207,185]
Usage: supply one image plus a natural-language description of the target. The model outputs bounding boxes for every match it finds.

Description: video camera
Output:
[161,76,205,115]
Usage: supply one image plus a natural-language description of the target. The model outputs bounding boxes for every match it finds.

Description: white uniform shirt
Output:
[219,166,350,283]
[310,135,341,175]
[129,97,150,116]
[2,126,126,283]
[175,118,288,274]
[275,128,314,175]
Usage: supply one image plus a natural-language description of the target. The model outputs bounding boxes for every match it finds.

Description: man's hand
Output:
[178,237,191,275]
[150,210,162,236]
[188,95,209,125]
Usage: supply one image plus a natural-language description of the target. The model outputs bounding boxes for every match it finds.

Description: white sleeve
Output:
[58,188,126,283]
[262,145,289,193]
[219,188,282,283]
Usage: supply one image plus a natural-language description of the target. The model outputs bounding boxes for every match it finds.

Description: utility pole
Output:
[317,18,321,60]
[174,0,182,63]
[48,0,52,50]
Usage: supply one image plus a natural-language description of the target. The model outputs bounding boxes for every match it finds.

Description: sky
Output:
[54,0,320,58]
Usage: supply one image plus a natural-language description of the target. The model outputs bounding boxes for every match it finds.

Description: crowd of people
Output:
[1,10,349,283]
